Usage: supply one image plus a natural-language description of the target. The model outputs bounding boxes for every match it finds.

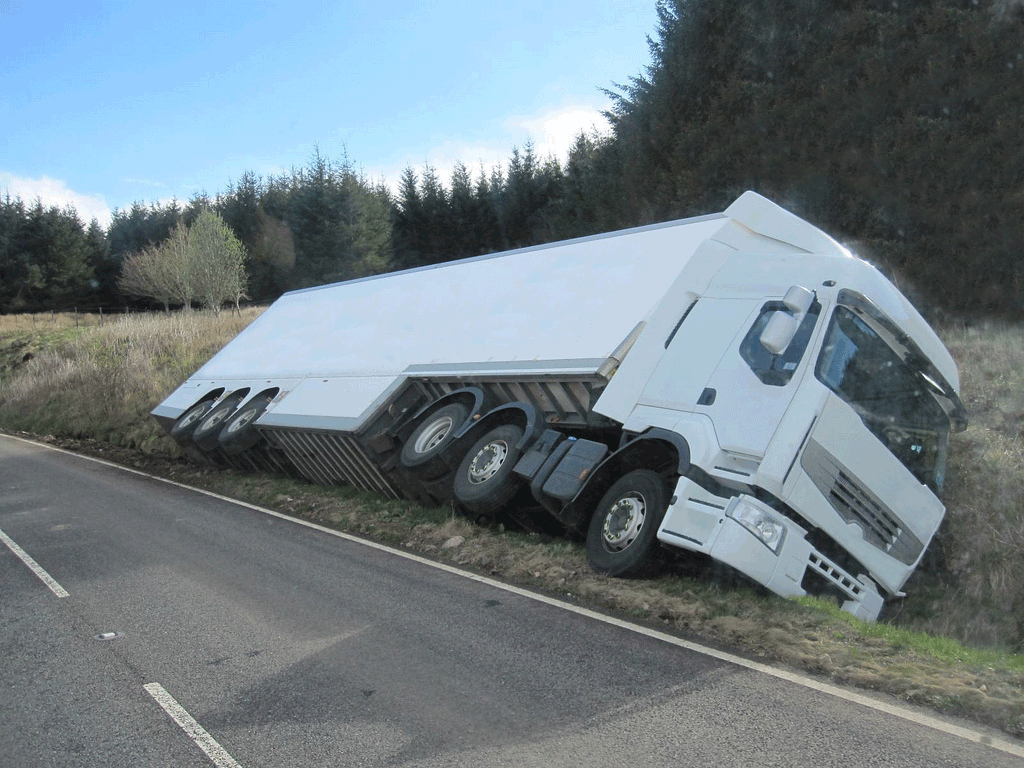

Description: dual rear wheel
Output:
[453,424,525,516]
[400,406,526,517]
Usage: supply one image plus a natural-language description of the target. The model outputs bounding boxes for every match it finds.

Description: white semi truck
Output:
[153,192,967,621]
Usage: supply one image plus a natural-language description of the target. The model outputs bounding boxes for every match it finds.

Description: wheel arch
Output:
[560,429,690,532]
[167,388,228,443]
[218,386,252,405]
[401,386,487,439]
[452,401,545,454]
[237,386,281,417]
[190,387,253,452]
[185,387,227,413]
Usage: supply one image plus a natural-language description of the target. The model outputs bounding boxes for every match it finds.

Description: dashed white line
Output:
[144,683,242,768]
[0,526,69,598]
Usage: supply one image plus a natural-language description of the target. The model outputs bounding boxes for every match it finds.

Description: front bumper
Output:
[657,476,884,621]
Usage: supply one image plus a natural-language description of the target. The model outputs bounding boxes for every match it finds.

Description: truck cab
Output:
[593,236,965,621]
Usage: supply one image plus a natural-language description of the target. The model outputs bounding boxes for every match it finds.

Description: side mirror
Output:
[760,285,813,354]
[760,311,798,354]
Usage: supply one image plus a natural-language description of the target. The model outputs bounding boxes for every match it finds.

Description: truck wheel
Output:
[169,400,215,446]
[219,394,273,456]
[453,424,524,516]
[400,402,470,477]
[191,394,244,452]
[586,470,668,578]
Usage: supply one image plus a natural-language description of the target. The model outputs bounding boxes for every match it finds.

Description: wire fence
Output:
[0,304,267,333]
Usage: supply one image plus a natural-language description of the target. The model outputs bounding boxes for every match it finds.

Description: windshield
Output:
[816,305,951,492]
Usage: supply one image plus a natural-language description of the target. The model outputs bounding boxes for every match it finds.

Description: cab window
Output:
[739,300,821,386]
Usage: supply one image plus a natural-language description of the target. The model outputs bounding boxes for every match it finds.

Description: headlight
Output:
[727,498,786,553]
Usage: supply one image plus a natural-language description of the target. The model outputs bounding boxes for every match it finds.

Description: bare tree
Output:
[163,220,195,309]
[117,243,176,311]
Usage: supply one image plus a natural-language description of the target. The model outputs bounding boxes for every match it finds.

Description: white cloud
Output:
[372,105,611,195]
[0,172,112,228]
[122,177,169,190]
[512,106,611,161]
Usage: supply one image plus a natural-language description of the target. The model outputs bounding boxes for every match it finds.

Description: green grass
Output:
[798,596,1024,672]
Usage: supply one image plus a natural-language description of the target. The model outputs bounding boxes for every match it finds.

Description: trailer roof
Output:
[191,214,730,386]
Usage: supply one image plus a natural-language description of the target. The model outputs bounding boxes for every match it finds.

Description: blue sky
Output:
[0,0,659,228]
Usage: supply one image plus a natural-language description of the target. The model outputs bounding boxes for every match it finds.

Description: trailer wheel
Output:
[191,394,244,452]
[219,394,273,456]
[586,470,668,578]
[453,424,524,516]
[169,400,215,446]
[400,402,470,477]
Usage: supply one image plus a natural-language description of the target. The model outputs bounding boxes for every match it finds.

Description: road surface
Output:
[1,434,1020,767]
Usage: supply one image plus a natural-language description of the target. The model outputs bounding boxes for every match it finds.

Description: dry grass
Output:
[0,308,262,452]
[0,309,125,332]
[895,321,1024,649]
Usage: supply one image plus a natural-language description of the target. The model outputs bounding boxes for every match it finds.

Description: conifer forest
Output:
[2,1,1022,320]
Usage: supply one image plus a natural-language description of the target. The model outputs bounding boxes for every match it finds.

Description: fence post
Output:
[99,307,104,327]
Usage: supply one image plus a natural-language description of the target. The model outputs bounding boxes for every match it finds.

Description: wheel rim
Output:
[601,491,646,552]
[200,406,231,432]
[414,416,454,454]
[179,405,208,428]
[225,407,258,434]
[467,439,508,484]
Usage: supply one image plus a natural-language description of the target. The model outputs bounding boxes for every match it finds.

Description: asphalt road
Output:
[1,434,1020,768]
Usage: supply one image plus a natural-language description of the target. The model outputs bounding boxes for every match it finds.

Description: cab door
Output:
[639,297,762,415]
[697,299,823,457]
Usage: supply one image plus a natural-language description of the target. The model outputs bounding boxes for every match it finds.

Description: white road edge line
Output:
[0,525,70,598]
[8,433,1023,759]
[144,683,242,768]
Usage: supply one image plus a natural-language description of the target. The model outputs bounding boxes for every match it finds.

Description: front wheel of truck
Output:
[586,469,668,578]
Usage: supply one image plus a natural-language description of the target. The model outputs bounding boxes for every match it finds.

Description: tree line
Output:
[2,0,1022,318]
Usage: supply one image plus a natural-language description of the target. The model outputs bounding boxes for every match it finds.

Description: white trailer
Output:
[153,192,966,621]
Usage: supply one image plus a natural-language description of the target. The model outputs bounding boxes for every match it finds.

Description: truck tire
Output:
[400,402,470,477]
[169,400,215,446]
[218,394,273,456]
[453,424,524,516]
[191,394,244,452]
[586,469,668,578]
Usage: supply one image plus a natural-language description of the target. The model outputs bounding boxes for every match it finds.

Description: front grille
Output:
[801,439,923,565]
